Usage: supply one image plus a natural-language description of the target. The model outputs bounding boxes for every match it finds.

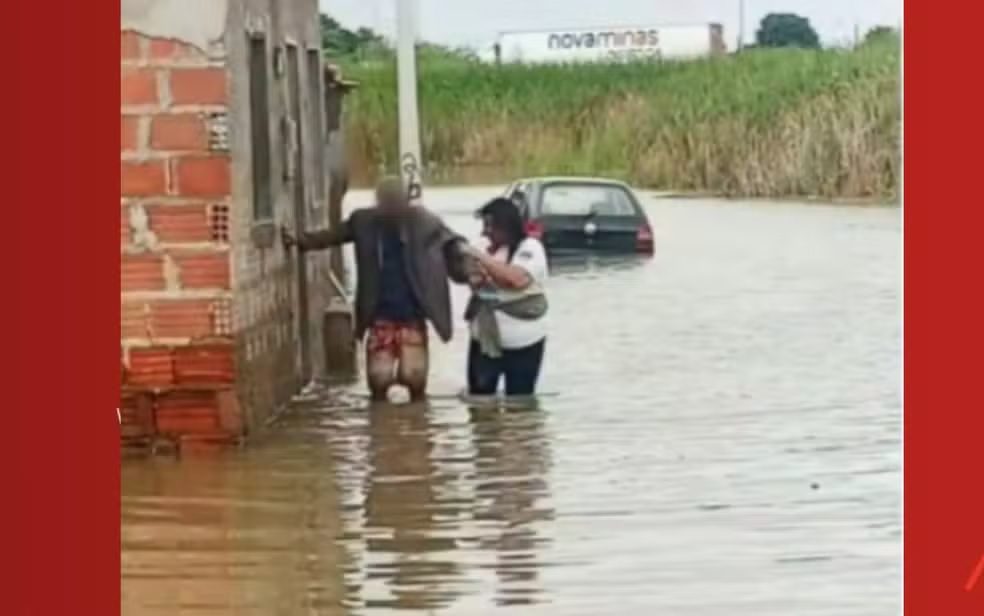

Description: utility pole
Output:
[395,0,423,199]
[737,0,746,52]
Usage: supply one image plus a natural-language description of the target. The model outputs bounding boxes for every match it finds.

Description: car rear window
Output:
[540,184,638,217]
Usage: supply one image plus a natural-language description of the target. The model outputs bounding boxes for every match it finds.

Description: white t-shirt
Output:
[469,237,549,350]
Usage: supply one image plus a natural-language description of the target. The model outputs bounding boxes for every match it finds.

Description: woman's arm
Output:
[466,247,532,290]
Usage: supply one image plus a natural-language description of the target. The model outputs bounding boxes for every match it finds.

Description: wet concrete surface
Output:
[122,189,901,615]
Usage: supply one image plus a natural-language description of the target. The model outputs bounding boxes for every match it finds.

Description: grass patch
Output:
[340,39,900,200]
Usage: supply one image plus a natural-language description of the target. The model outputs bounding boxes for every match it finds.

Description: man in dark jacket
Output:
[284,178,471,402]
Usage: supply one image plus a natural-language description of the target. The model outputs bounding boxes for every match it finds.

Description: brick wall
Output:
[121,30,241,451]
[121,0,348,451]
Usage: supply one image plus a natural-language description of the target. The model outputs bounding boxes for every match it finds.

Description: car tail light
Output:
[637,224,654,254]
[525,220,544,239]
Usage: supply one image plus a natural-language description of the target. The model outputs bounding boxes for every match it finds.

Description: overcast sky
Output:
[319,0,901,51]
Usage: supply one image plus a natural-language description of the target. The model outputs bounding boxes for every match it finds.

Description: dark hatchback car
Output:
[499,177,654,255]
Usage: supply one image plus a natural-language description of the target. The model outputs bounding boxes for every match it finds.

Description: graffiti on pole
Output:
[401,152,423,200]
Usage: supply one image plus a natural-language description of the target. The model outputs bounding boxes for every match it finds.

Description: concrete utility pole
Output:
[737,0,746,51]
[395,0,423,198]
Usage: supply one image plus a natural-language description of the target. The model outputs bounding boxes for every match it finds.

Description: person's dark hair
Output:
[479,197,527,259]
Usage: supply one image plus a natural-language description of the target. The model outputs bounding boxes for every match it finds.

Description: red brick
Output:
[149,38,205,61]
[121,207,131,247]
[120,392,156,436]
[170,68,227,105]
[174,342,235,384]
[128,347,174,387]
[158,412,221,435]
[121,160,166,197]
[156,391,221,434]
[152,299,214,339]
[172,251,230,289]
[215,389,243,434]
[121,253,165,291]
[121,31,142,60]
[150,114,207,151]
[122,299,216,340]
[121,115,140,151]
[173,156,230,197]
[121,67,157,105]
[121,301,148,339]
[145,204,211,243]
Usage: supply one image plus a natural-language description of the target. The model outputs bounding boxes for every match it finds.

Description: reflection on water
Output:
[122,192,901,615]
[121,432,350,615]
[546,253,651,276]
[468,406,553,607]
[321,401,553,612]
[358,403,469,611]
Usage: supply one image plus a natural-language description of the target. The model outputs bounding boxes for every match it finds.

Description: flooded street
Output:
[122,189,901,615]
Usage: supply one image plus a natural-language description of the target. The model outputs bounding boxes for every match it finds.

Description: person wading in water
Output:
[283,177,471,402]
[463,198,549,397]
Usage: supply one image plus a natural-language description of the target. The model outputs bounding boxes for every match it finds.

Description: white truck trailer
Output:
[490,23,727,64]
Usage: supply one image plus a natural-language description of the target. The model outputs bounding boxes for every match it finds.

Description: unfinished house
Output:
[121,0,356,451]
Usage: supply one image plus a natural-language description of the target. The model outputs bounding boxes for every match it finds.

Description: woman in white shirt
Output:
[463,198,549,396]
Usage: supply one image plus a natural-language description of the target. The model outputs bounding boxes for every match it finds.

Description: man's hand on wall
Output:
[280,225,297,250]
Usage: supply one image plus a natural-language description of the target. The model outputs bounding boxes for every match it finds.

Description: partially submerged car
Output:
[499,177,654,255]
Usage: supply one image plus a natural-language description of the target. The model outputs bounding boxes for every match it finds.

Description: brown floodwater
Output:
[122,189,901,615]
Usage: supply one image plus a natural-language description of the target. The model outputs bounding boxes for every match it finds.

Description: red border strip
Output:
[904,0,984,614]
[3,0,981,614]
[6,1,120,614]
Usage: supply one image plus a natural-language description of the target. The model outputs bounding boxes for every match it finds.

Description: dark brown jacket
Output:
[300,206,469,342]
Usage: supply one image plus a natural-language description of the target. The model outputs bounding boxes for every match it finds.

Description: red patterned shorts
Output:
[366,320,428,358]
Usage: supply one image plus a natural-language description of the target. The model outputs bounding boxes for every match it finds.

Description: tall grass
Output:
[341,39,900,200]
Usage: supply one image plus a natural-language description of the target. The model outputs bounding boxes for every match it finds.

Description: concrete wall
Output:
[224,0,334,429]
[121,0,343,449]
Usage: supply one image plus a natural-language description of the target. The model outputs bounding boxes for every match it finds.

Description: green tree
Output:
[320,15,353,55]
[863,26,899,46]
[355,27,386,49]
[755,13,821,49]
[320,15,386,57]
[320,13,478,66]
